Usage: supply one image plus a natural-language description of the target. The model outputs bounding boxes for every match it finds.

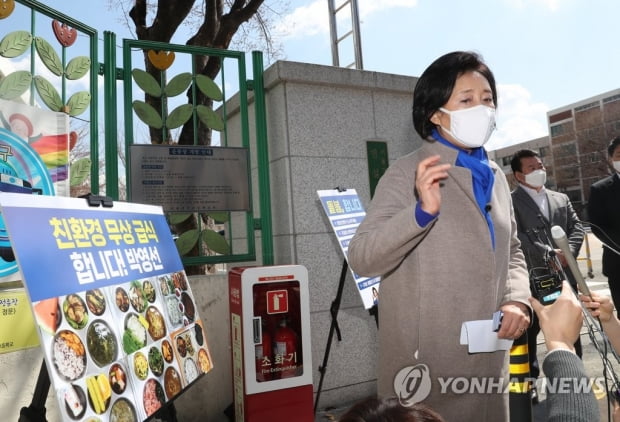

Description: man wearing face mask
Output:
[588,137,620,318]
[510,149,584,404]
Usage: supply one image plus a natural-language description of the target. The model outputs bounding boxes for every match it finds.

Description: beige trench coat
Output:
[348,140,531,422]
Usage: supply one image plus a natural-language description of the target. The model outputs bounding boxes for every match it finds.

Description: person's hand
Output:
[580,291,615,323]
[415,155,451,215]
[529,281,583,352]
[553,248,568,267]
[497,301,530,340]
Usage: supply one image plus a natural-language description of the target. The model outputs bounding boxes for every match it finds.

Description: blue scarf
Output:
[432,129,496,249]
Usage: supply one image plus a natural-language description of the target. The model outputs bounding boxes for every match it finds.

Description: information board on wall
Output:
[0,193,214,422]
[129,144,250,213]
[317,189,380,309]
[0,289,39,352]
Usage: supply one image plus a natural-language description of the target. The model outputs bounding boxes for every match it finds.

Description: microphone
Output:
[551,225,591,297]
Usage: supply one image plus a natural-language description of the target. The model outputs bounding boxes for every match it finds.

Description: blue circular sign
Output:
[0,127,55,277]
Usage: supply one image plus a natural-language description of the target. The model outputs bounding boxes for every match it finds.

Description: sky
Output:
[7,0,620,151]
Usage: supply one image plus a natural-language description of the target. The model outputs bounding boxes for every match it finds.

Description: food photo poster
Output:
[0,193,214,422]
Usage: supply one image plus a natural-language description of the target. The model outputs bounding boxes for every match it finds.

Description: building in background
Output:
[490,88,620,219]
[547,88,620,219]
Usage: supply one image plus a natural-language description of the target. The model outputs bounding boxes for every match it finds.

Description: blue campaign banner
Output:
[317,189,380,310]
[0,193,182,302]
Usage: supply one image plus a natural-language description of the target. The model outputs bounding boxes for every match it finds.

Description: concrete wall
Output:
[1,61,421,421]
[255,61,420,409]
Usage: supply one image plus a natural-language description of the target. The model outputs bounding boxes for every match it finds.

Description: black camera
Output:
[530,269,563,305]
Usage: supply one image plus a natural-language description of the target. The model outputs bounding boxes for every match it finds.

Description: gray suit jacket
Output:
[511,185,584,285]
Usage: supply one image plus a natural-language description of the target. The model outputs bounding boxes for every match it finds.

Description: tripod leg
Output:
[19,360,49,422]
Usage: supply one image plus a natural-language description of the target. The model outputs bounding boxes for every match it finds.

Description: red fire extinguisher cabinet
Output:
[228,265,314,422]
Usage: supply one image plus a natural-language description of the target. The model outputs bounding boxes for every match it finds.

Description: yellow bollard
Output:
[509,331,533,422]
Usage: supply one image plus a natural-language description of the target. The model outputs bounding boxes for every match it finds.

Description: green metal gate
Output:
[1,0,274,266]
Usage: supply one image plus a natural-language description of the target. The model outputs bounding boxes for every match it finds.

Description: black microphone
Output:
[551,225,591,296]
[485,204,492,212]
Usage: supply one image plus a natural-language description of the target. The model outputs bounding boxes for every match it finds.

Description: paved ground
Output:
[315,231,620,421]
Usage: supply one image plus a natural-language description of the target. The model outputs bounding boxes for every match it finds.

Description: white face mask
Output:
[439,105,496,148]
[524,169,547,188]
[613,160,620,173]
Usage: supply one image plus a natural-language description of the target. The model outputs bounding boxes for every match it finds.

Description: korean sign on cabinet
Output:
[0,193,213,422]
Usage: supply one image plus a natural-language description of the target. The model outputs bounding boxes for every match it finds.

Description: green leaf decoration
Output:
[66,91,91,116]
[65,56,91,80]
[132,100,163,129]
[167,104,193,129]
[168,213,193,225]
[176,229,200,256]
[33,76,63,111]
[132,69,162,97]
[206,212,229,223]
[201,229,230,255]
[195,74,223,101]
[0,70,32,100]
[164,72,192,97]
[34,37,63,76]
[196,104,224,132]
[0,31,33,58]
[70,157,91,186]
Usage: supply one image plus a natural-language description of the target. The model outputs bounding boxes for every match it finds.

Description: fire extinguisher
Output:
[273,317,298,379]
[255,320,272,382]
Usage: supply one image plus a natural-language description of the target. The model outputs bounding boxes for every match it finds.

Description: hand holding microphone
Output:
[551,225,591,297]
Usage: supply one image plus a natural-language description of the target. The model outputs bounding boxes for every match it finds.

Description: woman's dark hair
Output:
[412,51,498,140]
[338,396,445,422]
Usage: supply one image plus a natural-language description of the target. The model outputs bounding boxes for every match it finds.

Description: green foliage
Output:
[67,91,91,117]
[168,213,192,225]
[206,212,230,223]
[131,68,224,133]
[0,31,91,115]
[195,74,223,101]
[132,100,163,129]
[0,31,33,58]
[196,105,225,131]
[65,56,91,80]
[70,158,91,187]
[132,69,162,97]
[0,70,32,100]
[175,229,200,256]
[201,229,230,254]
[167,104,193,129]
[164,73,192,97]
[34,37,63,76]
[33,76,63,111]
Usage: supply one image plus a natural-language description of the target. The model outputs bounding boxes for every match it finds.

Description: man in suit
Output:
[510,149,584,404]
[588,136,620,317]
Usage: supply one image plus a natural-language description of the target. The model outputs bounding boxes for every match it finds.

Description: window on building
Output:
[550,125,564,138]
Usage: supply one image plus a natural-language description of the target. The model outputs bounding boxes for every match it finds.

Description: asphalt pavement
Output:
[315,232,620,421]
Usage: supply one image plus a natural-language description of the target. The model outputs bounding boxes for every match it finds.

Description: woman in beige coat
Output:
[347,51,531,421]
